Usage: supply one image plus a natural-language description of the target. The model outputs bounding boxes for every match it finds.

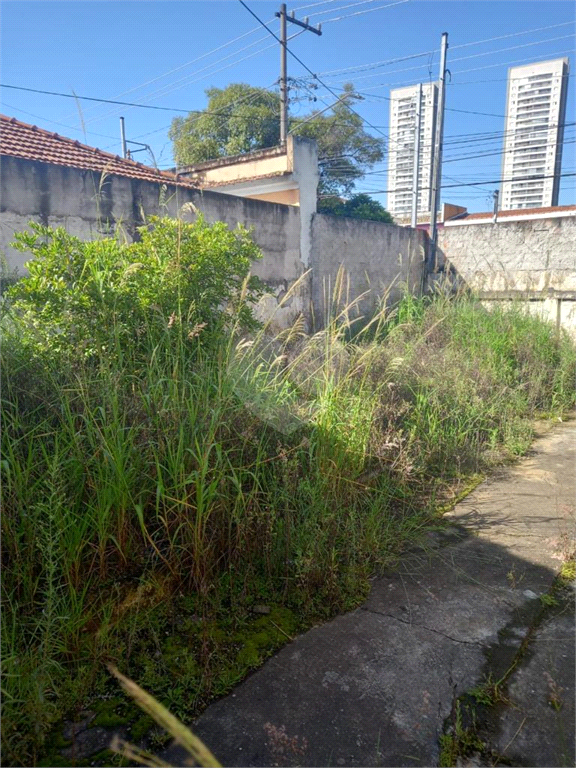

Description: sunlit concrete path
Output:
[162,421,575,768]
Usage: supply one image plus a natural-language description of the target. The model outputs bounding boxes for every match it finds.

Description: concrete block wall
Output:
[438,216,576,294]
[310,213,426,327]
[436,215,576,336]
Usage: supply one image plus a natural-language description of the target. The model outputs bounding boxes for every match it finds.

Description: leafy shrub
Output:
[3,216,264,363]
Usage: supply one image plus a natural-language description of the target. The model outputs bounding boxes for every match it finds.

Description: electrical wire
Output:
[0,102,119,141]
[237,0,394,145]
[237,0,517,205]
[0,84,193,113]
[85,32,275,124]
[317,0,410,24]
[443,138,576,164]
[351,171,576,195]
[320,83,508,117]
[325,34,574,85]
[317,22,572,79]
[450,21,575,50]
[59,20,273,122]
[349,49,573,93]
[318,50,436,78]
[307,0,384,18]
[101,80,280,149]
[292,0,351,11]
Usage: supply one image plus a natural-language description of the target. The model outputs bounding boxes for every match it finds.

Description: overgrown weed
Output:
[1,221,574,765]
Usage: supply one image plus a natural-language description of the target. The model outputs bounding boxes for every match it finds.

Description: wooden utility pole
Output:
[429,32,448,273]
[276,4,322,144]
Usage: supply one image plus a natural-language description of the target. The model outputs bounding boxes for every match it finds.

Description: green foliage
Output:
[2,240,575,766]
[169,84,280,163]
[317,194,394,223]
[4,216,263,363]
[169,82,384,197]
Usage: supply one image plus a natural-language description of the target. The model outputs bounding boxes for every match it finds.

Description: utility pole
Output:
[278,4,288,144]
[429,32,448,274]
[120,116,128,159]
[275,4,322,144]
[410,83,422,229]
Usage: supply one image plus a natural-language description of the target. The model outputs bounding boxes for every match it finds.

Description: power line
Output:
[325,33,574,85]
[60,20,273,122]
[352,171,576,195]
[319,50,436,77]
[0,102,119,141]
[446,106,506,118]
[450,71,571,85]
[352,48,574,93]
[100,80,280,149]
[0,79,283,137]
[238,0,392,145]
[320,0,410,24]
[292,0,342,11]
[323,84,508,118]
[307,0,383,18]
[315,21,573,79]
[450,21,575,50]
[85,32,279,125]
[0,84,193,113]
[443,138,576,164]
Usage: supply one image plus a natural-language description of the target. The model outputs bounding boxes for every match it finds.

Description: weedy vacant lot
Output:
[2,218,574,766]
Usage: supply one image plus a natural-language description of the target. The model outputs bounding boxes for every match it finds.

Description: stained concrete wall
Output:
[0,156,426,331]
[310,213,426,326]
[0,156,307,329]
[436,214,576,336]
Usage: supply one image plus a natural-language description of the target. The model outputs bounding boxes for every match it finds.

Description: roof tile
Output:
[463,205,576,220]
[0,114,197,188]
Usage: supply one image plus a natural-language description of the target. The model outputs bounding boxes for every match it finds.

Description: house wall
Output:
[436,214,576,336]
[310,213,426,326]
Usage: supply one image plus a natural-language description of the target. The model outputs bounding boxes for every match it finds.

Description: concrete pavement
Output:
[161,421,575,768]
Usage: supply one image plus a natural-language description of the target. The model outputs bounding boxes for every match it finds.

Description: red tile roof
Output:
[461,205,576,220]
[0,114,196,187]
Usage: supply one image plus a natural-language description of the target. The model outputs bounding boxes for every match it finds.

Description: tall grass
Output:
[1,226,575,765]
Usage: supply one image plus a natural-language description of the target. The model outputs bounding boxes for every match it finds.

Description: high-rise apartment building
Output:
[501,58,569,210]
[387,83,438,221]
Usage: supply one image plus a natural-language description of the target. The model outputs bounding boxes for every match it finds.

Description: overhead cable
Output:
[320,0,409,24]
[60,20,272,122]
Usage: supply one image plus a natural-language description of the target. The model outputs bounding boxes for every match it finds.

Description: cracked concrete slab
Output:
[489,594,575,768]
[160,421,575,767]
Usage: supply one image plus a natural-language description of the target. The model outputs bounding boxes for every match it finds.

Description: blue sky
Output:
[1,0,575,212]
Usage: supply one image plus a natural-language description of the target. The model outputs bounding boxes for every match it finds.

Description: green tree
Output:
[318,193,394,224]
[170,83,384,198]
[170,84,280,162]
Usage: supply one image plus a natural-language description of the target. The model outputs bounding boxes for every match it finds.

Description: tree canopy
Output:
[317,194,394,224]
[169,82,385,198]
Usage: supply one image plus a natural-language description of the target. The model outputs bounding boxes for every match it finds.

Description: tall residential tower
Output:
[501,58,569,210]
[387,83,438,221]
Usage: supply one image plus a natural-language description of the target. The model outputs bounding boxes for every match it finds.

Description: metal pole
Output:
[492,189,499,223]
[429,32,448,273]
[279,3,288,144]
[410,83,422,229]
[120,117,128,159]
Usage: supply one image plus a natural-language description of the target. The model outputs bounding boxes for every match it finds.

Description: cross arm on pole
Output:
[276,11,322,35]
